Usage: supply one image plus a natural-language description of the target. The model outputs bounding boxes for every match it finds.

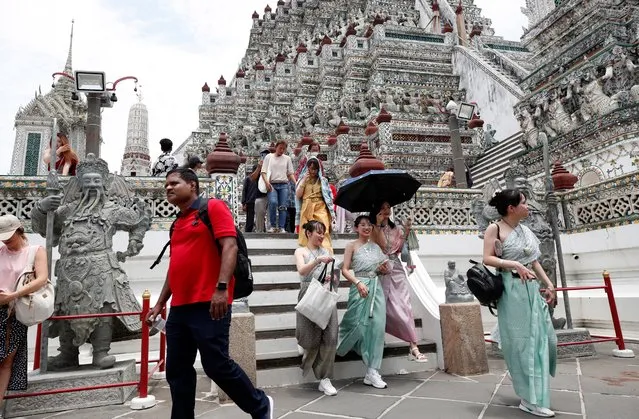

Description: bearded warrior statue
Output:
[31,154,152,370]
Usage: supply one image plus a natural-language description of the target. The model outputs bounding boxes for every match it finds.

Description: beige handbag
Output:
[295,261,339,330]
[13,246,55,326]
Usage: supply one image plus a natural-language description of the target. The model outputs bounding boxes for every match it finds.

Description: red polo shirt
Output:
[168,198,236,306]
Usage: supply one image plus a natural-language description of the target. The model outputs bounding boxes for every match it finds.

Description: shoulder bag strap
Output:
[328,260,336,291]
[495,221,501,241]
[316,262,328,284]
[15,246,38,290]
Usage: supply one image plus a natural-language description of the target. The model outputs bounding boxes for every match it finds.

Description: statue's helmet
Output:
[76,153,110,185]
[503,165,530,192]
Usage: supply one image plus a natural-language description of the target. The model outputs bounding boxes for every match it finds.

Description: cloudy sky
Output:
[0,0,527,175]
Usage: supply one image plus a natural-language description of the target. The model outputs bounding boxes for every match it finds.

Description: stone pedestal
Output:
[439,302,489,376]
[218,312,257,404]
[5,360,136,418]
[556,328,596,358]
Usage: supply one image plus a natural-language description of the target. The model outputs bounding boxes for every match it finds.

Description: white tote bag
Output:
[13,246,55,326]
[295,261,339,330]
[257,155,271,193]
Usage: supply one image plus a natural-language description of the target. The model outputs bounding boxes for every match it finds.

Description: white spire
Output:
[120,95,151,176]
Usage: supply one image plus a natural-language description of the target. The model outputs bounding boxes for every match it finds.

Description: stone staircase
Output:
[246,233,437,387]
[470,132,525,189]
[26,232,438,389]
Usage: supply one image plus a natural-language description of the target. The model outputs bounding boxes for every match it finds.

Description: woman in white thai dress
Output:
[294,220,338,396]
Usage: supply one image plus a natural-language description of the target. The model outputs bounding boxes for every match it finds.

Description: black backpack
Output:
[466,259,503,316]
[151,198,254,299]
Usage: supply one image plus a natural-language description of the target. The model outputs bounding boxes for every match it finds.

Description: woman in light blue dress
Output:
[483,189,557,418]
[337,215,390,389]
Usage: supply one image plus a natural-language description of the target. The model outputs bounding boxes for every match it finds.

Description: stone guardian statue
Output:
[31,154,152,370]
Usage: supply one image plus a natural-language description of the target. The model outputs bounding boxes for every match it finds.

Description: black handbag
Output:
[466,259,504,315]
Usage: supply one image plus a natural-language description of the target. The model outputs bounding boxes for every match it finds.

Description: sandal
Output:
[408,347,428,363]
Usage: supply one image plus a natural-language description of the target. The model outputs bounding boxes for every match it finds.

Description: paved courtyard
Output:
[16,342,639,419]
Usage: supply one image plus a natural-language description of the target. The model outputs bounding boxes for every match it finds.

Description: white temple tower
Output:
[120,90,151,176]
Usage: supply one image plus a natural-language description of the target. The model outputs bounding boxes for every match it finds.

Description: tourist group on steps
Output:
[0,140,556,418]
[149,139,559,418]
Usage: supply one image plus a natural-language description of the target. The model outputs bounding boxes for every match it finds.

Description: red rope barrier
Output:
[138,292,151,398]
[484,271,630,353]
[19,290,165,410]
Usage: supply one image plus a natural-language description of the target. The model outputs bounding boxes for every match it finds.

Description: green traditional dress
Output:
[498,223,557,408]
[336,241,387,369]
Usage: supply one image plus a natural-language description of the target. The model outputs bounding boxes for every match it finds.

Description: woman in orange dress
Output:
[295,157,335,251]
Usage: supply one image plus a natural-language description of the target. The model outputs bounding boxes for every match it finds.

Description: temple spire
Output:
[65,19,74,75]
[55,19,75,97]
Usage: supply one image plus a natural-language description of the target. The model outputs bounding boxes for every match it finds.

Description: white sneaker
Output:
[363,369,387,389]
[297,344,304,355]
[519,400,555,417]
[318,378,338,396]
[266,227,276,233]
[266,395,274,419]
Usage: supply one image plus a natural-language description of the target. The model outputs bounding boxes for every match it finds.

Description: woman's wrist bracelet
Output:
[354,280,361,286]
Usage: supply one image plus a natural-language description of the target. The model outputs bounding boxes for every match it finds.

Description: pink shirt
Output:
[0,245,31,292]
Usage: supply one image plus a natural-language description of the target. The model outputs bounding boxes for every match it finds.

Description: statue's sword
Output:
[41,119,61,372]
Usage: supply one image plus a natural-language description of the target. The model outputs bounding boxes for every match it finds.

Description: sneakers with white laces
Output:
[519,399,555,417]
[318,378,338,396]
[363,368,387,389]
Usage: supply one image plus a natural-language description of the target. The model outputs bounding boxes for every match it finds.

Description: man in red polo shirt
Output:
[147,167,273,419]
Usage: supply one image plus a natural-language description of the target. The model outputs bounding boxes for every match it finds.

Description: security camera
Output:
[572,254,580,260]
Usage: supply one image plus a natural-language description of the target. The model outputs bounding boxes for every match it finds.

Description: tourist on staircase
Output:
[254,152,269,233]
[337,215,390,389]
[147,167,274,419]
[242,164,260,233]
[151,138,178,177]
[0,215,50,412]
[295,157,335,250]
[261,140,296,233]
[371,202,428,363]
[286,179,297,233]
[43,133,78,176]
[294,220,339,396]
[483,189,557,418]
[437,167,455,188]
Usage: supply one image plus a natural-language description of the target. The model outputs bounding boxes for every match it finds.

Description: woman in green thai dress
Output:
[483,189,558,418]
[337,215,390,389]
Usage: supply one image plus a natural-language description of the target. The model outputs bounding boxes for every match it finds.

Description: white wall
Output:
[452,49,522,142]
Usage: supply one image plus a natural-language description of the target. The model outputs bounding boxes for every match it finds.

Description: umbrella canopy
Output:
[335,169,421,213]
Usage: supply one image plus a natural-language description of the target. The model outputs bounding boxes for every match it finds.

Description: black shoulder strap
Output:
[150,218,177,269]
[197,198,223,254]
[495,222,501,241]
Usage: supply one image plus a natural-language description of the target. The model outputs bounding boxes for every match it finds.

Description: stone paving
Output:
[15,342,639,419]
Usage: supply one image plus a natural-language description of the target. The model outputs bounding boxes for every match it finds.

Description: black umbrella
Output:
[335,169,421,213]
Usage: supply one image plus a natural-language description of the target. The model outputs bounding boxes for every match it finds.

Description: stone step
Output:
[257,339,435,370]
[247,287,350,308]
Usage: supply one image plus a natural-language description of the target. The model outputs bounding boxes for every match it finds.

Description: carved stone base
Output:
[217,312,257,404]
[556,328,596,359]
[439,302,489,376]
[489,328,597,359]
[5,360,136,418]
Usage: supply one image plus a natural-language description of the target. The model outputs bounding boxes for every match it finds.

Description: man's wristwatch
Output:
[216,282,228,291]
